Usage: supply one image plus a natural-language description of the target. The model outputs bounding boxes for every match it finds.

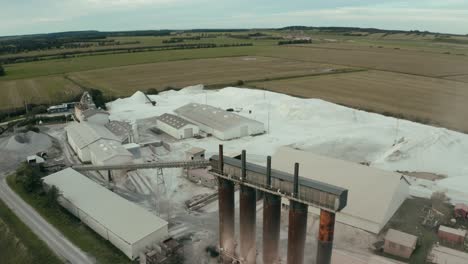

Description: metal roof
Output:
[157,113,194,129]
[428,245,468,264]
[186,147,205,155]
[210,155,347,196]
[105,121,132,141]
[65,122,120,149]
[88,139,133,164]
[439,225,467,237]
[385,229,417,248]
[174,103,264,132]
[43,168,168,244]
[272,146,409,226]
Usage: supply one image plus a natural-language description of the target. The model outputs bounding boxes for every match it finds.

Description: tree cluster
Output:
[278,39,312,45]
[0,64,5,76]
[89,89,107,110]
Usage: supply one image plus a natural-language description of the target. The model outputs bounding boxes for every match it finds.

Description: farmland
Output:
[250,70,468,132]
[2,29,468,133]
[67,56,350,96]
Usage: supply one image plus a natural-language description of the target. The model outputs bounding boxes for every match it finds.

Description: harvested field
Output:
[444,74,468,83]
[0,76,82,110]
[257,46,468,77]
[68,56,348,96]
[251,70,468,132]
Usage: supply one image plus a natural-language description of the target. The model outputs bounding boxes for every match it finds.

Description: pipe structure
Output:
[293,162,299,197]
[241,150,247,181]
[263,156,280,264]
[286,201,308,264]
[218,178,235,263]
[266,156,272,186]
[240,186,257,263]
[316,210,336,264]
[218,144,224,174]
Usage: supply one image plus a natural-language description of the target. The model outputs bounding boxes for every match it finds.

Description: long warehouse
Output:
[43,168,168,260]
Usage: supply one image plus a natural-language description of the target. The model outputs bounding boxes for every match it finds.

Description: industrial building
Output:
[105,120,133,143]
[383,229,417,259]
[43,168,169,260]
[65,122,121,162]
[185,147,205,161]
[174,103,264,140]
[88,140,133,166]
[156,113,199,139]
[272,146,410,234]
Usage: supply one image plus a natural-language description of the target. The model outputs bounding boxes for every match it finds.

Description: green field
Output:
[0,196,63,264]
[2,29,468,133]
[6,174,132,264]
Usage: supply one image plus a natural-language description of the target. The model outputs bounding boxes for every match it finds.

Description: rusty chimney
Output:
[241,150,247,180]
[218,144,224,174]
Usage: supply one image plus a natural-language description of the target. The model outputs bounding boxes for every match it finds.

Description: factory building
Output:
[88,140,133,166]
[43,169,169,260]
[272,146,410,234]
[174,103,264,140]
[105,121,134,144]
[156,113,199,139]
[65,122,121,162]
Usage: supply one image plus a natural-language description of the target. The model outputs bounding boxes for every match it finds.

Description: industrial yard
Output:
[2,84,468,263]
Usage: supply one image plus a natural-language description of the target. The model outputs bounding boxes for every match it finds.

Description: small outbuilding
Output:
[438,225,466,246]
[185,147,205,161]
[174,103,265,140]
[43,168,168,260]
[26,155,45,165]
[455,204,468,219]
[156,113,199,139]
[383,229,418,259]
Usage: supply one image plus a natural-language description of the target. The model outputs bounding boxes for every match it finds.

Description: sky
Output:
[1,0,468,36]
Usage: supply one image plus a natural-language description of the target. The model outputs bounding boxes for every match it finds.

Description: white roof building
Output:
[174,103,265,140]
[43,168,168,260]
[65,122,121,162]
[88,139,133,165]
[156,113,199,139]
[272,146,410,234]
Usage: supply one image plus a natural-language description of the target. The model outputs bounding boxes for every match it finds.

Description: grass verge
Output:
[6,174,133,264]
[0,196,63,264]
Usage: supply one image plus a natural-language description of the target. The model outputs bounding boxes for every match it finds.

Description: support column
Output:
[286,201,308,264]
[287,163,308,264]
[218,178,235,263]
[263,193,281,264]
[240,185,257,263]
[316,210,336,264]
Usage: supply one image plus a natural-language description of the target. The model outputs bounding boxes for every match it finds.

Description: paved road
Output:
[0,172,94,264]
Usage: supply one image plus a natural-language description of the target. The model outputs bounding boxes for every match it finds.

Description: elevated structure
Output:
[43,168,168,260]
[174,103,264,140]
[210,145,348,264]
[156,113,199,139]
[272,147,409,234]
[71,159,211,171]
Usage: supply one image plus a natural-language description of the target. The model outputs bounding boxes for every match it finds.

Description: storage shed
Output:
[65,122,121,162]
[438,225,466,245]
[43,168,169,260]
[185,147,205,161]
[156,113,199,139]
[174,103,264,140]
[272,146,410,234]
[383,229,418,259]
